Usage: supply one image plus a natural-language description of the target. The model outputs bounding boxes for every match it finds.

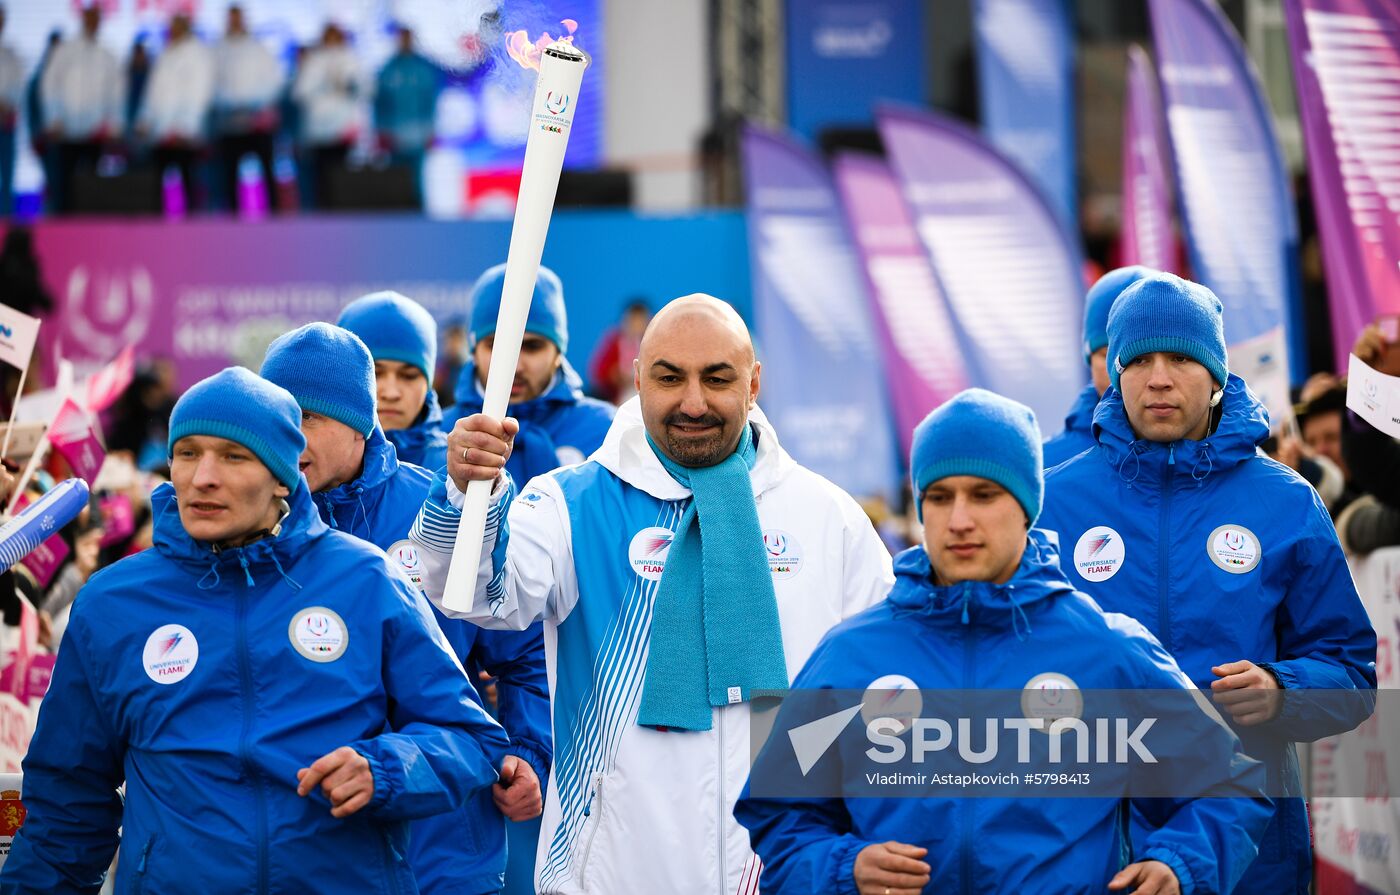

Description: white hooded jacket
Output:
[411,398,893,894]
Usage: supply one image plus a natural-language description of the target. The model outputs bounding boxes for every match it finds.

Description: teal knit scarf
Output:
[637,423,789,731]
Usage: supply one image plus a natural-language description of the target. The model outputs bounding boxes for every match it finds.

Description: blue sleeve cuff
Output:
[834,837,872,895]
[1140,847,1195,895]
[510,742,550,788]
[355,747,393,813]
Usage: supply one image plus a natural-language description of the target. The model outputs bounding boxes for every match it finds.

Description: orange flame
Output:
[504,19,579,72]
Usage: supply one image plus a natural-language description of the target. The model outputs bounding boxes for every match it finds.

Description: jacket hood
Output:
[453,356,588,421]
[591,396,796,502]
[1092,373,1269,485]
[886,529,1076,634]
[1061,383,1100,437]
[151,476,329,587]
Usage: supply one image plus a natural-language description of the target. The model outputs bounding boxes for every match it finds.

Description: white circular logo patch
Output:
[627,527,674,581]
[143,624,199,685]
[387,539,425,592]
[1021,672,1083,728]
[861,674,922,735]
[1207,525,1261,574]
[289,607,349,663]
[1072,526,1126,583]
[555,446,586,466]
[761,529,804,580]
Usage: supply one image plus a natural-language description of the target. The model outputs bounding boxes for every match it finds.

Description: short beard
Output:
[661,412,736,468]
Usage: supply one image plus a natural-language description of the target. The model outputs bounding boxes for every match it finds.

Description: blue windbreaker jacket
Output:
[1038,374,1378,894]
[1042,383,1100,469]
[735,534,1272,895]
[386,388,449,469]
[314,429,550,895]
[0,480,508,895]
[443,359,614,484]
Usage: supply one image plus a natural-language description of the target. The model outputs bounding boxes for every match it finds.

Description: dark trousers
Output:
[307,142,350,209]
[54,139,102,214]
[218,130,277,212]
[0,126,14,216]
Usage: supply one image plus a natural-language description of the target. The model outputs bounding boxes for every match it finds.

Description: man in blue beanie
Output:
[735,387,1272,895]
[1043,265,1155,468]
[446,263,614,484]
[445,263,614,894]
[338,290,450,468]
[261,324,551,895]
[1,367,510,894]
[1038,272,1377,895]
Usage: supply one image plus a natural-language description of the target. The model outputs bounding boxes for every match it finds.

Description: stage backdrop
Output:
[25,212,751,391]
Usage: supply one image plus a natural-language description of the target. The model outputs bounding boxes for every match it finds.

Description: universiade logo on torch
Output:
[443,22,590,612]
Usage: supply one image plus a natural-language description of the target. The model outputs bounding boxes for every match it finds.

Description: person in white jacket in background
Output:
[292,22,363,207]
[212,4,284,211]
[136,13,213,210]
[0,6,25,215]
[40,4,123,213]
[411,293,895,895]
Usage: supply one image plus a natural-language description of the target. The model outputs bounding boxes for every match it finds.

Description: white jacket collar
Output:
[590,397,795,501]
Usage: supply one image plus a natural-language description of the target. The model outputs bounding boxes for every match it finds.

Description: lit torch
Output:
[443,23,589,613]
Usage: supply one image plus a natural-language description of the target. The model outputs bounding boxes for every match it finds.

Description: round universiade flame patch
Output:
[1072,526,1126,583]
[1207,524,1261,574]
[627,526,674,582]
[143,624,199,684]
[861,674,922,735]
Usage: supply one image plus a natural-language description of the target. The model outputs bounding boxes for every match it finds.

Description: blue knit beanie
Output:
[910,388,1043,525]
[168,367,306,490]
[337,291,438,379]
[259,322,378,437]
[1084,265,1154,362]
[1107,272,1228,392]
[469,264,568,354]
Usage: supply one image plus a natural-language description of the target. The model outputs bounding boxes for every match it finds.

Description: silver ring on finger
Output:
[462,447,470,462]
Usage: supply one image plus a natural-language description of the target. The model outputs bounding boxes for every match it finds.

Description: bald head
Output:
[636,294,760,467]
[640,294,755,367]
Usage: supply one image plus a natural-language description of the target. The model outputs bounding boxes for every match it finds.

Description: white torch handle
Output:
[443,44,588,614]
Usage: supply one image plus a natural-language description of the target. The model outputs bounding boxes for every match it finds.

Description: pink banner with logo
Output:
[85,345,135,414]
[1122,45,1177,273]
[1283,0,1400,371]
[832,153,971,458]
[49,399,105,486]
[876,105,1086,436]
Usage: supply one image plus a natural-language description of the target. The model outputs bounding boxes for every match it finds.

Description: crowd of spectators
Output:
[5,3,443,216]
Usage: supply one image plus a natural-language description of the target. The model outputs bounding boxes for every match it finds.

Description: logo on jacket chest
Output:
[143,624,199,684]
[861,674,922,734]
[762,529,804,579]
[387,539,425,592]
[289,607,349,662]
[1021,672,1083,725]
[1072,526,1126,582]
[628,526,674,581]
[1207,525,1261,574]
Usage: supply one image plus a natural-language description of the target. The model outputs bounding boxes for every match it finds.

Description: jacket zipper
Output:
[577,772,605,889]
[718,706,727,894]
[235,585,270,894]
[1158,445,1175,654]
[131,835,155,893]
[961,588,975,895]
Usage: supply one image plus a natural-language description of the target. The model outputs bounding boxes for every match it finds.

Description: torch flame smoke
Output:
[504,19,580,72]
